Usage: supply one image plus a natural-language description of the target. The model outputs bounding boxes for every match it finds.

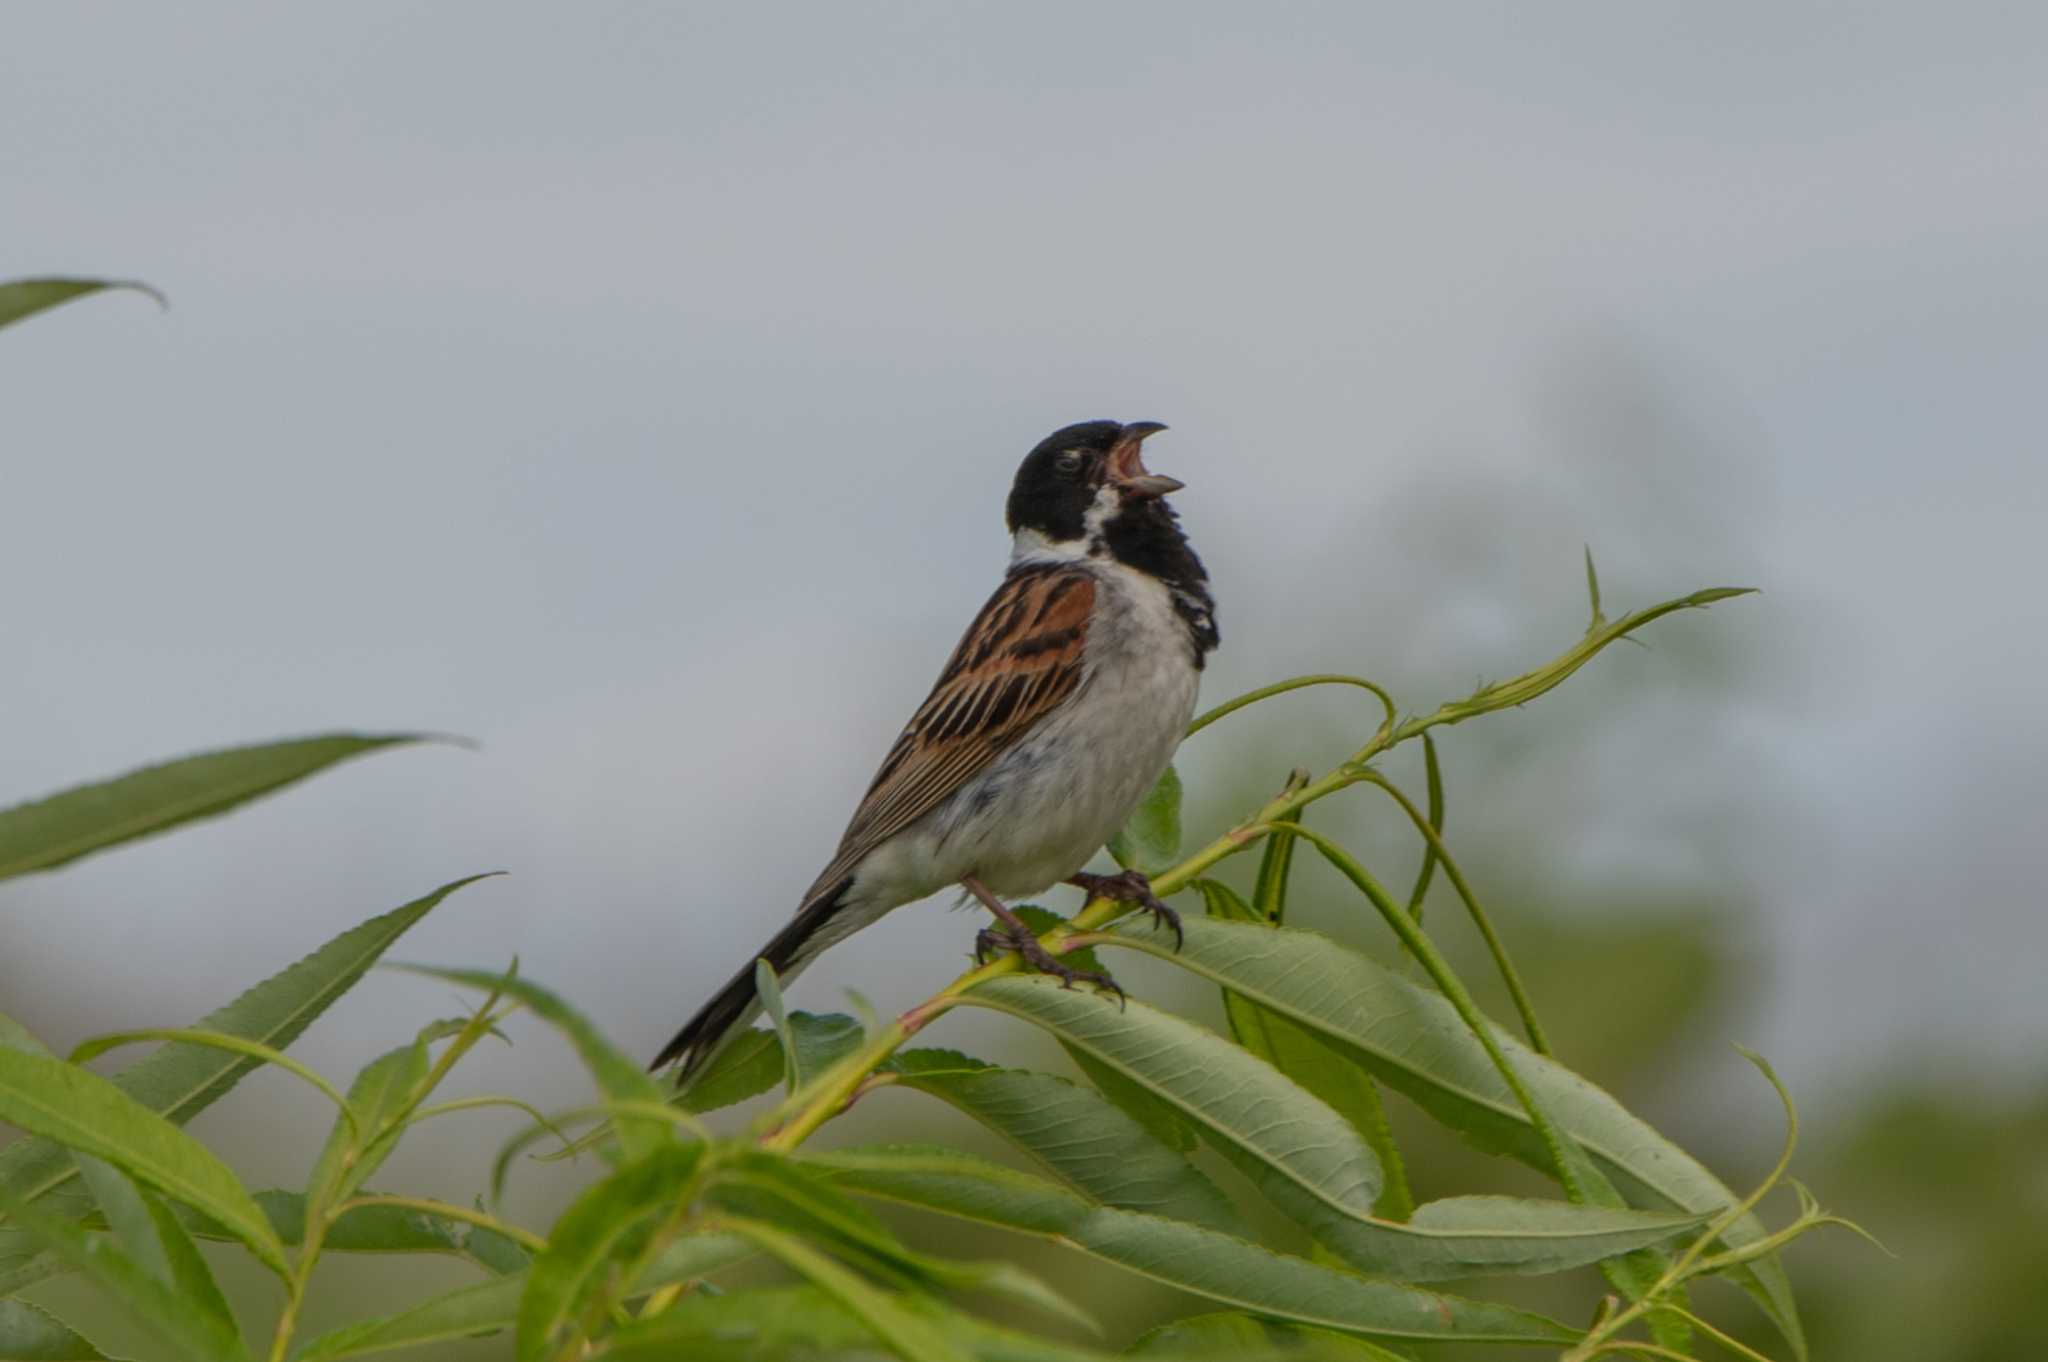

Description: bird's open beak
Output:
[1108,421,1184,499]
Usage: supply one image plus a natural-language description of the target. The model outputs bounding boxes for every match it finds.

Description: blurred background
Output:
[5,4,2043,1356]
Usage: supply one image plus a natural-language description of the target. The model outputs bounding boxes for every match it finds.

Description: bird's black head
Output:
[1004,419,1184,545]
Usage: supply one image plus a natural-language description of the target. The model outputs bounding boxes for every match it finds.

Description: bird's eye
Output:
[1055,451,1084,474]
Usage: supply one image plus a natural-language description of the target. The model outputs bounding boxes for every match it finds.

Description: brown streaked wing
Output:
[800,565,1096,900]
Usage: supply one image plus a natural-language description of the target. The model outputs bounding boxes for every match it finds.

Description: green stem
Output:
[1353,768,1552,1055]
[1187,673,1396,740]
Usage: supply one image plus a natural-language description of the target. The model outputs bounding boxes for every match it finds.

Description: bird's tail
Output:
[650,875,856,1081]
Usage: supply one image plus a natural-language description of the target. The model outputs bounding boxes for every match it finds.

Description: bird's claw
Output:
[974,923,1125,1004]
[1069,869,1183,950]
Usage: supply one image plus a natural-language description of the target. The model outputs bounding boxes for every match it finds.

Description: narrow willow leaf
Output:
[885,1048,1248,1235]
[0,1047,286,1275]
[1108,765,1182,875]
[0,1015,51,1060]
[1102,916,1801,1340]
[392,966,670,1158]
[1198,879,1414,1221]
[1250,811,1301,925]
[72,1158,234,1332]
[602,1285,1120,1362]
[251,1190,463,1255]
[709,1151,1095,1334]
[962,977,1386,1238]
[1128,1311,1410,1360]
[0,1193,248,1362]
[290,1232,753,1361]
[0,734,433,882]
[721,1217,970,1362]
[307,1041,428,1207]
[1059,1043,1198,1155]
[0,1298,124,1359]
[519,1142,705,1362]
[755,959,800,1092]
[810,1146,1574,1346]
[462,1202,532,1275]
[1401,734,1444,923]
[680,1013,868,1114]
[0,277,164,332]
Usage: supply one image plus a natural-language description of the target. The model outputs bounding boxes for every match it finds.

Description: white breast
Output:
[850,558,1203,907]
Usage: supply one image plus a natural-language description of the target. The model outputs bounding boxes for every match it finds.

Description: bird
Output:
[651,419,1218,1080]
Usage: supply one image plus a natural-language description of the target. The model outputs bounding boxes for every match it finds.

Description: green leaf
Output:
[756,959,801,1093]
[1250,809,1302,925]
[885,1048,1248,1236]
[0,734,434,883]
[0,878,479,1294]
[0,1047,286,1275]
[1108,766,1182,875]
[0,1298,124,1360]
[0,1192,248,1362]
[720,1216,970,1362]
[811,1146,1575,1346]
[518,1142,704,1362]
[681,1013,866,1113]
[1128,1311,1410,1360]
[0,1016,50,1061]
[72,1158,234,1333]
[602,1285,1121,1362]
[307,1040,429,1207]
[0,278,164,332]
[290,1231,753,1361]
[1199,879,1413,1220]
[189,1188,521,1272]
[709,1151,1095,1335]
[1101,917,1801,1336]
[391,965,671,1158]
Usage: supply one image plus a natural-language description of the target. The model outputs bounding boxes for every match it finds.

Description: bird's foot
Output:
[974,923,1125,1002]
[1068,869,1183,949]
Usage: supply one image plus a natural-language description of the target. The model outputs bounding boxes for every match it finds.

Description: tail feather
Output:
[651,877,854,1080]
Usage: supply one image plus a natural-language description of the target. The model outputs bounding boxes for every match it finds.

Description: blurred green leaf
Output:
[886,1048,1249,1235]
[0,1192,247,1362]
[1128,1311,1410,1360]
[393,965,671,1158]
[678,1012,865,1114]
[0,1046,286,1275]
[603,1285,1120,1362]
[0,734,433,883]
[0,278,163,332]
[0,1298,125,1359]
[720,1216,970,1362]
[1102,917,1801,1343]
[811,1146,1575,1347]
[1108,766,1182,875]
[307,1040,428,1207]
[518,1142,705,1362]
[72,1158,233,1334]
[290,1232,753,1360]
[0,878,479,1294]
[0,1015,50,1060]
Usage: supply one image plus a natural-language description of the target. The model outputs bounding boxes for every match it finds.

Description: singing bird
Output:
[652,420,1218,1078]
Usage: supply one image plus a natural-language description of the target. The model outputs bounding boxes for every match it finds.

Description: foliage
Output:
[0,280,1865,1361]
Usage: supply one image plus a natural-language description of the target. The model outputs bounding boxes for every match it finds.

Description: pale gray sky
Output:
[6,3,2045,1220]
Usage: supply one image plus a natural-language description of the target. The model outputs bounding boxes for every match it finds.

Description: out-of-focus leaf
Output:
[602,1285,1121,1362]
[307,1040,428,1205]
[709,1152,1094,1334]
[0,1015,50,1060]
[461,1201,532,1275]
[1108,765,1182,875]
[0,278,163,332]
[290,1232,753,1361]
[1102,917,1802,1344]
[0,1047,285,1275]
[0,1192,247,1362]
[393,966,670,1158]
[72,1158,234,1333]
[681,1013,866,1114]
[0,1297,125,1359]
[0,878,480,1293]
[1128,1311,1410,1360]
[885,1048,1249,1235]
[518,1142,704,1362]
[811,1146,1575,1347]
[720,1216,969,1362]
[0,734,432,883]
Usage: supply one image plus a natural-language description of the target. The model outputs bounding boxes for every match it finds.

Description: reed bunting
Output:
[653,420,1217,1079]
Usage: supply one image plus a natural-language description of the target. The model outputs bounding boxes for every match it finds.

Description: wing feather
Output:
[802,564,1096,900]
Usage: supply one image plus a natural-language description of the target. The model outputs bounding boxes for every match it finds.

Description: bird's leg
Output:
[1067,869,1183,949]
[962,875,1124,1000]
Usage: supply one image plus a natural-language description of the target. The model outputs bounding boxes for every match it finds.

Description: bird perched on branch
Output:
[653,420,1218,1080]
